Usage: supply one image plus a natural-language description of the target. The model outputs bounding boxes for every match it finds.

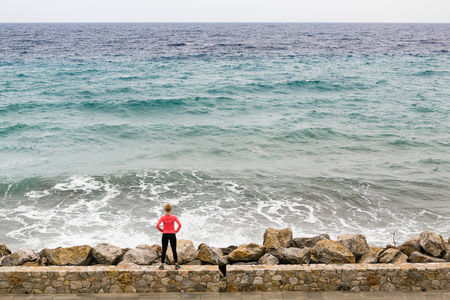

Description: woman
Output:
[156,203,182,270]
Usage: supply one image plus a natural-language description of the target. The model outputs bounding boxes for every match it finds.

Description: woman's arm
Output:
[156,217,163,232]
[175,216,182,233]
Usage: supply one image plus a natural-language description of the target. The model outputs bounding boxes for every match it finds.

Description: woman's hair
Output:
[164,203,172,212]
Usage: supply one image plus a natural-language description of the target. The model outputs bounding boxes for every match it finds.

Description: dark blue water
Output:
[1,23,449,251]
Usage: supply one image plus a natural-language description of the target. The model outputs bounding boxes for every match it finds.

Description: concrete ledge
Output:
[227,263,450,292]
[1,263,450,294]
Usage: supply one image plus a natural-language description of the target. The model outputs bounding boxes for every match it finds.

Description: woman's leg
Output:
[169,234,178,264]
[161,234,169,264]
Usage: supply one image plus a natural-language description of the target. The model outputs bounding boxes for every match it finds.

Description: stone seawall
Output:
[227,263,450,292]
[1,263,450,294]
[0,266,226,294]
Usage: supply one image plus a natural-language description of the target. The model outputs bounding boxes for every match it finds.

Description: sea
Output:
[0,23,449,252]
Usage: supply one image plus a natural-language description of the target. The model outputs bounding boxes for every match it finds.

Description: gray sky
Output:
[1,0,449,23]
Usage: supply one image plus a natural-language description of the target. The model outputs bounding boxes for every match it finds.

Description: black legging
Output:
[161,233,178,264]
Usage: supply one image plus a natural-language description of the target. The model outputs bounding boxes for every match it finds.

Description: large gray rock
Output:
[40,245,92,266]
[357,246,383,264]
[294,234,330,249]
[444,244,450,262]
[119,248,158,266]
[165,239,198,265]
[227,243,266,263]
[337,234,369,259]
[313,240,355,264]
[263,228,294,249]
[420,231,446,257]
[269,247,311,264]
[258,253,279,265]
[198,243,227,265]
[1,247,39,266]
[400,236,422,257]
[409,251,446,263]
[0,253,20,266]
[0,244,11,258]
[378,248,408,264]
[92,243,124,265]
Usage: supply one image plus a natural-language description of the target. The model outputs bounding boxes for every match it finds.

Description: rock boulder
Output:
[227,243,266,263]
[0,252,21,266]
[337,234,369,259]
[263,228,294,249]
[420,231,446,258]
[313,240,355,264]
[0,244,11,258]
[409,251,446,263]
[198,243,227,265]
[357,246,383,264]
[92,243,124,265]
[220,245,237,256]
[40,245,92,266]
[444,244,450,262]
[269,247,311,264]
[165,239,198,265]
[258,253,279,265]
[294,234,330,249]
[378,248,408,264]
[119,248,158,266]
[400,236,422,257]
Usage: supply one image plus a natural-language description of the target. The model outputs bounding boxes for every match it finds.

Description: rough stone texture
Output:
[227,243,266,263]
[269,247,311,265]
[165,239,198,265]
[119,248,158,266]
[220,246,237,256]
[400,236,422,257]
[40,245,92,266]
[0,265,226,293]
[337,234,370,259]
[0,244,11,258]
[314,240,356,264]
[357,246,383,264]
[1,263,450,293]
[227,263,450,292]
[309,248,319,264]
[258,254,279,265]
[263,228,294,249]
[92,243,124,265]
[445,245,450,262]
[1,247,39,266]
[409,251,446,263]
[17,247,38,262]
[137,244,162,255]
[420,231,446,258]
[294,234,330,249]
[198,244,227,266]
[378,248,408,264]
[0,252,21,266]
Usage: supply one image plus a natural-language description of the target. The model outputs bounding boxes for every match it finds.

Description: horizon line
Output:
[1,21,449,25]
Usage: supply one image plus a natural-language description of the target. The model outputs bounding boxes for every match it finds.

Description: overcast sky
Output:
[1,0,449,23]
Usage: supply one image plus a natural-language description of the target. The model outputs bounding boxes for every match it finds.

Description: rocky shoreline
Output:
[1,229,449,268]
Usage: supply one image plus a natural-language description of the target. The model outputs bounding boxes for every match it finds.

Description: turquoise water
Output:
[0,23,449,251]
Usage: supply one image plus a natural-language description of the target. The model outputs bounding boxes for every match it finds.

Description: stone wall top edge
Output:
[227,262,450,271]
[0,265,220,272]
[1,263,449,273]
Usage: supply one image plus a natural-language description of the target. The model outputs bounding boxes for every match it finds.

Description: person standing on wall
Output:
[156,203,182,270]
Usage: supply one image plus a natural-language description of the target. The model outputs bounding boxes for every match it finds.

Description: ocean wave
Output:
[206,79,368,95]
[0,123,38,136]
[271,127,355,143]
[412,70,449,76]
[1,171,449,251]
